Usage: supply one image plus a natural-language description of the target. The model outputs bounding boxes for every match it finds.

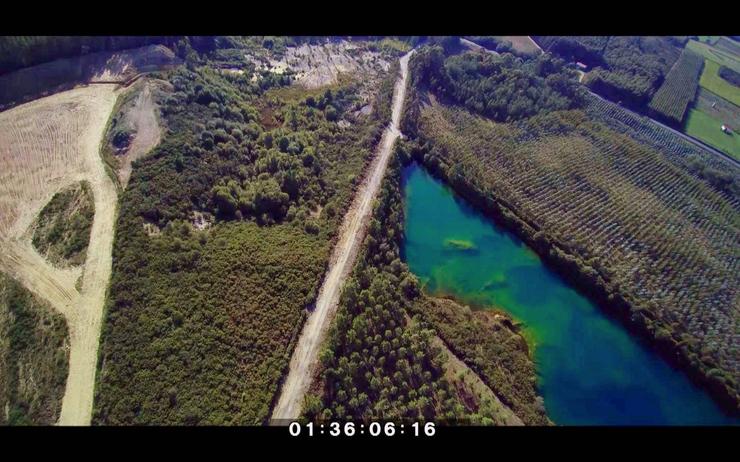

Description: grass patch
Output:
[685,108,740,159]
[687,40,740,73]
[697,36,721,45]
[699,59,740,107]
[694,88,740,128]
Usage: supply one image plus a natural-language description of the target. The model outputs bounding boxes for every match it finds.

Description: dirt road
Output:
[270,50,414,422]
[0,85,119,425]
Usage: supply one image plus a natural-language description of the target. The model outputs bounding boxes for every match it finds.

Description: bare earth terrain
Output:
[115,81,162,188]
[250,42,391,89]
[0,85,119,425]
[271,50,414,422]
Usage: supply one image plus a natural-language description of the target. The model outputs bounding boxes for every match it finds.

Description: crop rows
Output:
[419,102,740,384]
[648,49,704,125]
[584,92,738,182]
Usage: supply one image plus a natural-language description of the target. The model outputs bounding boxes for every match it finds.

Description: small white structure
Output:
[721,124,729,133]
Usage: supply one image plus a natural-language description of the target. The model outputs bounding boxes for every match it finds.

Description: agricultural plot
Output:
[714,37,740,58]
[416,99,740,404]
[685,109,740,160]
[694,88,740,128]
[0,84,120,425]
[648,49,704,125]
[699,59,740,107]
[583,93,733,173]
[687,40,740,73]
[697,36,721,45]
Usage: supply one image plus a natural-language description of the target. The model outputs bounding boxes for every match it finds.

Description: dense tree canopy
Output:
[410,46,582,123]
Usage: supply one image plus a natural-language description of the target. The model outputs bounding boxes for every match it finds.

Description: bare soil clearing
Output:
[0,84,119,425]
[250,42,391,89]
[113,81,162,188]
[460,38,500,56]
[271,50,414,422]
[499,36,541,55]
[0,45,179,111]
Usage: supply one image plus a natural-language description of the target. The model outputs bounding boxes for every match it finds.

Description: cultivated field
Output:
[648,48,704,124]
[694,88,740,128]
[0,84,119,425]
[699,59,740,107]
[688,40,740,73]
[416,98,740,403]
[685,108,740,159]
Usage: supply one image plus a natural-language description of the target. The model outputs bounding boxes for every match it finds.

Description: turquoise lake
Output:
[402,163,737,425]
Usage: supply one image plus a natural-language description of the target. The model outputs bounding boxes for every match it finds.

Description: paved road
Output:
[270,50,414,423]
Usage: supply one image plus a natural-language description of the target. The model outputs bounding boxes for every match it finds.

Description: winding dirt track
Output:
[0,85,119,425]
[271,50,414,422]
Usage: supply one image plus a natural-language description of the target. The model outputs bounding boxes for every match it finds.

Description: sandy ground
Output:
[0,85,119,425]
[460,38,500,56]
[251,42,391,89]
[528,36,545,53]
[500,36,541,55]
[90,45,179,83]
[270,50,414,422]
[116,81,162,188]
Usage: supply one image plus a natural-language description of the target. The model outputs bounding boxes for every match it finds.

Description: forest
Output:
[93,40,402,424]
[0,273,69,425]
[306,151,534,424]
[0,36,177,74]
[534,36,683,108]
[31,181,94,268]
[403,45,740,412]
[408,46,582,122]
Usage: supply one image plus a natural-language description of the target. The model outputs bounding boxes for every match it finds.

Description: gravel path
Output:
[270,50,414,422]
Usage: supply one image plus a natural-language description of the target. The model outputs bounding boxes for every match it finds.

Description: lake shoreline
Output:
[404,157,740,419]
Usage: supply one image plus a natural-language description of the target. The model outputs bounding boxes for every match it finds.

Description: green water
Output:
[402,164,737,425]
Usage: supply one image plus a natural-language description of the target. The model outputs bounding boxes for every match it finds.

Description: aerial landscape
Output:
[0,35,738,428]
